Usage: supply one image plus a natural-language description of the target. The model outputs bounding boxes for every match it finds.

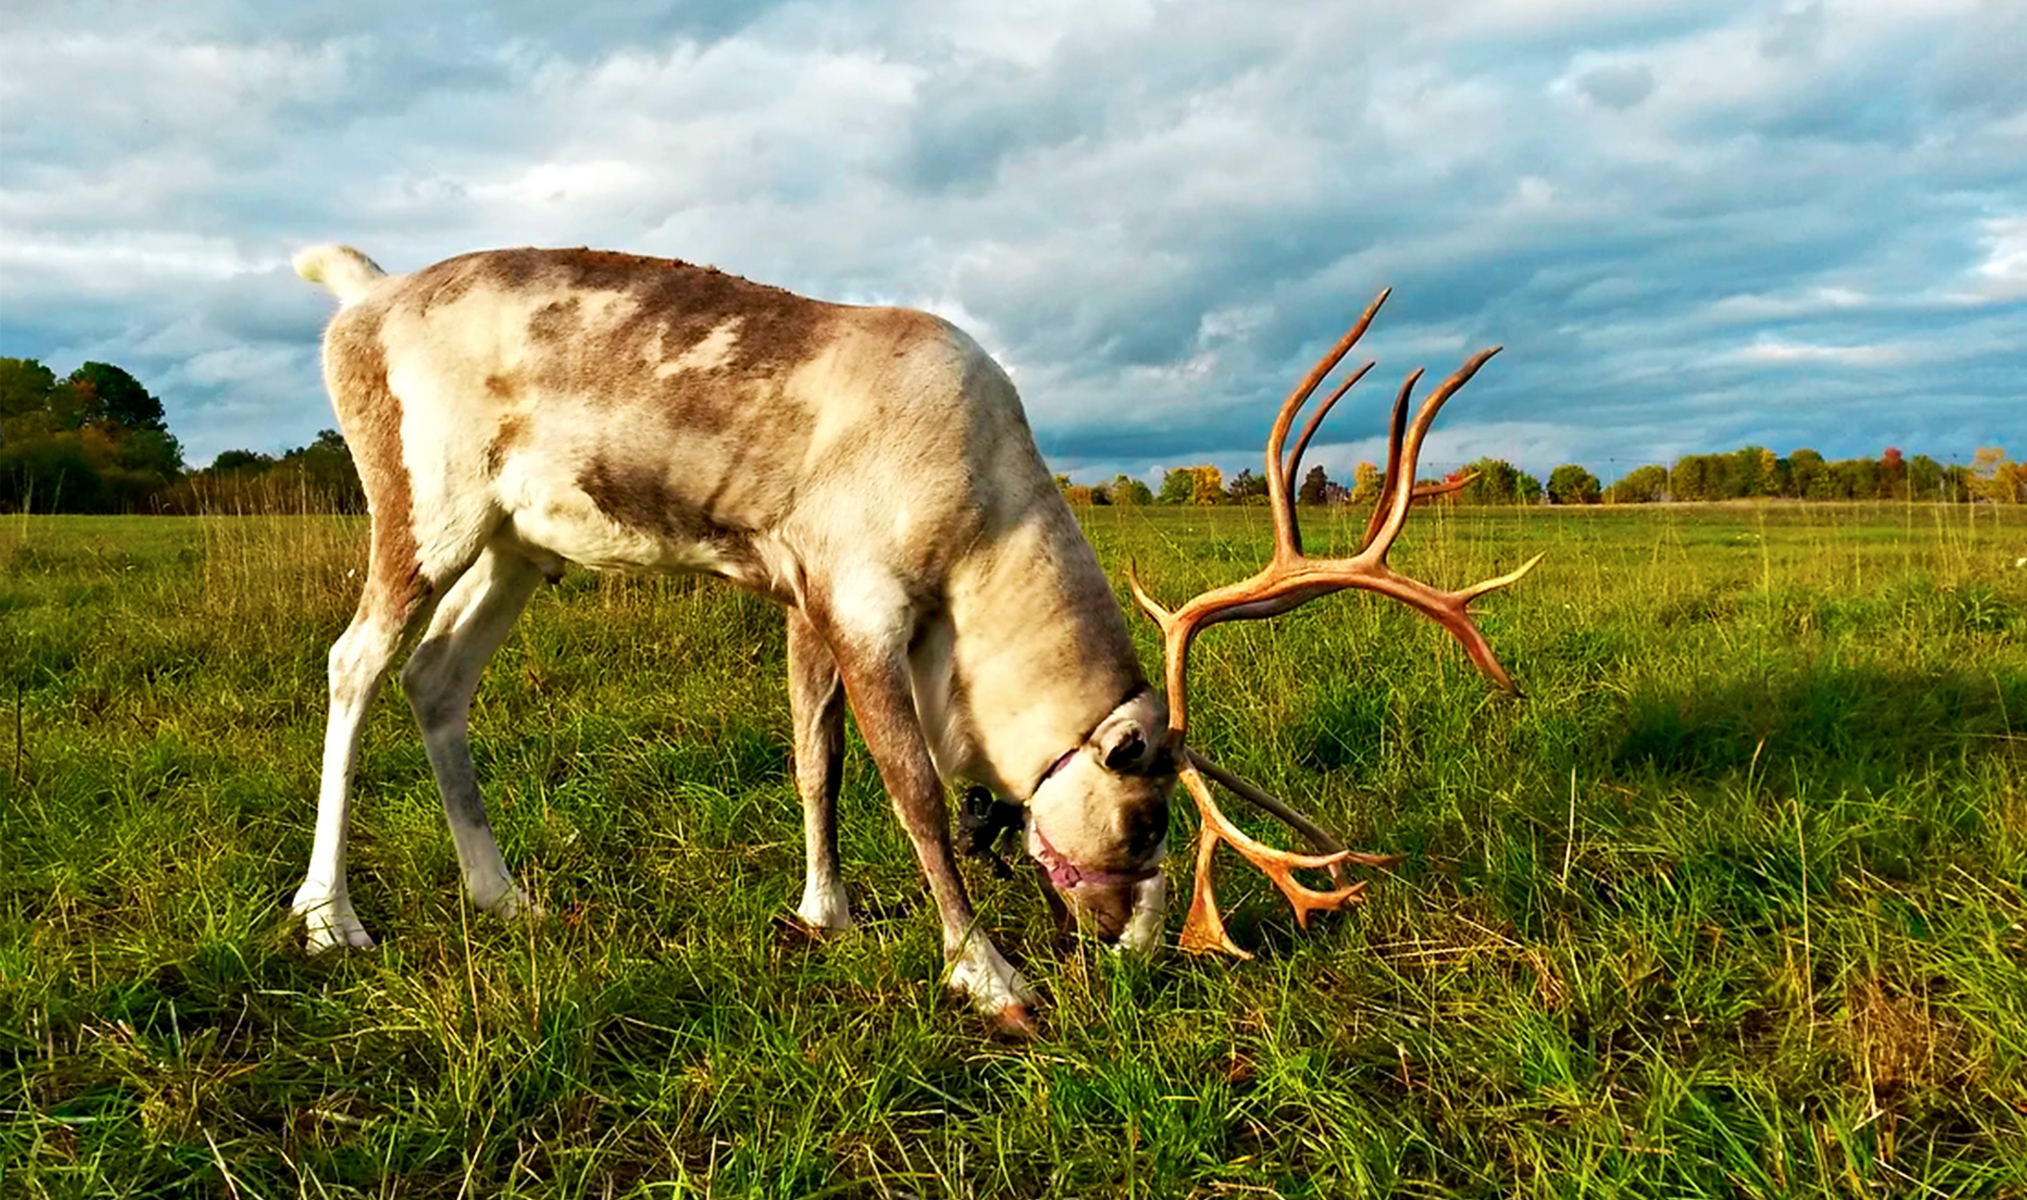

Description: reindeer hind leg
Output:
[400,544,547,920]
[294,528,445,951]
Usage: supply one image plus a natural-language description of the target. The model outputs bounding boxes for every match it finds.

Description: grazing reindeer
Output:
[290,245,1531,1032]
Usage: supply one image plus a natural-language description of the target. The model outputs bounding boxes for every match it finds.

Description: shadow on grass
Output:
[1613,663,2026,785]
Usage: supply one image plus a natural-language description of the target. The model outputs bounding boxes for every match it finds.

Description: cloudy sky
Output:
[1,0,2021,481]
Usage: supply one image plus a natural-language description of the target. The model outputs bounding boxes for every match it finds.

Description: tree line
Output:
[1064,445,2024,507]
[3,353,2020,514]
[0,357,363,514]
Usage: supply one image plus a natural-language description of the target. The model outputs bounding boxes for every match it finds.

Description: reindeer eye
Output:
[1123,797,1169,856]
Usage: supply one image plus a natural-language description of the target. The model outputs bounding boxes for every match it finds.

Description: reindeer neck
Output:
[936,501,1146,799]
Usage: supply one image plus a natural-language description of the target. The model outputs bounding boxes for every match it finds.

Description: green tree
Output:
[1670,455,1725,502]
[1158,468,1196,505]
[1726,445,1775,498]
[118,427,185,480]
[0,358,182,512]
[1109,474,1153,505]
[1906,454,1944,500]
[0,357,58,421]
[1226,468,1269,505]
[1348,461,1381,505]
[1546,463,1601,504]
[0,432,102,511]
[69,362,166,431]
[1459,457,1527,505]
[1788,448,1827,498]
[212,449,278,473]
[1833,456,1879,499]
[1605,464,1668,503]
[1189,465,1225,505]
[1297,464,1329,506]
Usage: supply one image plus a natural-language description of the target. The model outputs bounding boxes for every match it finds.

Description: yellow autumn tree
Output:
[1189,465,1225,505]
[1348,461,1382,505]
[1971,446,2024,504]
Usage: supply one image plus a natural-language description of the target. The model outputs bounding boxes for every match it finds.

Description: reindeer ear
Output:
[1093,709,1155,773]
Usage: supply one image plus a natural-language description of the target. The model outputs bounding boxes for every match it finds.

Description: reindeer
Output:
[290,244,1533,1033]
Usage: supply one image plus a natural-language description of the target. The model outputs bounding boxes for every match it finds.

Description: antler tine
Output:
[1263,290,1391,565]
[1357,347,1501,567]
[1360,470,1482,552]
[1360,367,1425,550]
[1125,560,1174,632]
[1282,360,1376,555]
[1457,551,1544,605]
[1413,472,1479,501]
[1176,760,1376,957]
[1188,748,1402,889]
[1284,360,1375,493]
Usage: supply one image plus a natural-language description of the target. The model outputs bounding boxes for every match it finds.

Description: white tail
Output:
[292,244,387,307]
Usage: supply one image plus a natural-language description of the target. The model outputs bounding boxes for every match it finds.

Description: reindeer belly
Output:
[490,443,803,603]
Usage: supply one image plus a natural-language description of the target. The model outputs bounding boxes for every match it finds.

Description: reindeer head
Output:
[1023,688,1177,946]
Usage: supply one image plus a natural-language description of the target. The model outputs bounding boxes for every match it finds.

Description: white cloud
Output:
[1728,335,1908,367]
[1969,215,2027,299]
[1704,286,1873,321]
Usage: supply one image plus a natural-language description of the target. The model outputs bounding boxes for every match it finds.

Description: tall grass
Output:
[1,503,2024,1197]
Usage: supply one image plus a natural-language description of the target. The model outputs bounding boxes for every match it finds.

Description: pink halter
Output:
[1025,746,1161,890]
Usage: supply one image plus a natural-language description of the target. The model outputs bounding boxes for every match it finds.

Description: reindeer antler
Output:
[1130,288,1541,956]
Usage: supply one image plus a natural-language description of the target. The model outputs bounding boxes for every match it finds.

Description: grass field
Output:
[2,501,2025,1197]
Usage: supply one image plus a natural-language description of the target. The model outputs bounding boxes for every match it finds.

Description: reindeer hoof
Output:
[993,1004,1041,1039]
[294,890,375,952]
[771,914,836,946]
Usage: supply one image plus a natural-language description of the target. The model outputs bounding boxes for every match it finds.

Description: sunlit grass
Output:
[2,502,2024,1196]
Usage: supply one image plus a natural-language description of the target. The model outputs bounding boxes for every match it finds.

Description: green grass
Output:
[1,501,2025,1197]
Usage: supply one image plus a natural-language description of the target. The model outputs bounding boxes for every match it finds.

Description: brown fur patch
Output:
[324,312,428,621]
[384,250,860,537]
[412,247,838,403]
[485,413,528,476]
[576,455,765,579]
[379,250,958,561]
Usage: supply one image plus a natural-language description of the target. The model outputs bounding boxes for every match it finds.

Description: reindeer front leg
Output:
[806,591,1038,1033]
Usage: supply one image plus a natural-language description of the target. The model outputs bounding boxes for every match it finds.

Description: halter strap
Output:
[1025,682,1159,889]
[1028,682,1150,798]
[1032,745,1079,795]
[1030,826,1161,890]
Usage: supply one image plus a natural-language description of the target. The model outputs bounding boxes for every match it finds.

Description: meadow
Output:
[1,501,2024,1198]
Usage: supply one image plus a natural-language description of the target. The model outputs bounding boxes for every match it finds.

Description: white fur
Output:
[1117,869,1168,954]
[946,930,1038,1013]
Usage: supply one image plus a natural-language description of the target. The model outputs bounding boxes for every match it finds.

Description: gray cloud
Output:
[1576,62,1655,109]
[1761,1,1827,59]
